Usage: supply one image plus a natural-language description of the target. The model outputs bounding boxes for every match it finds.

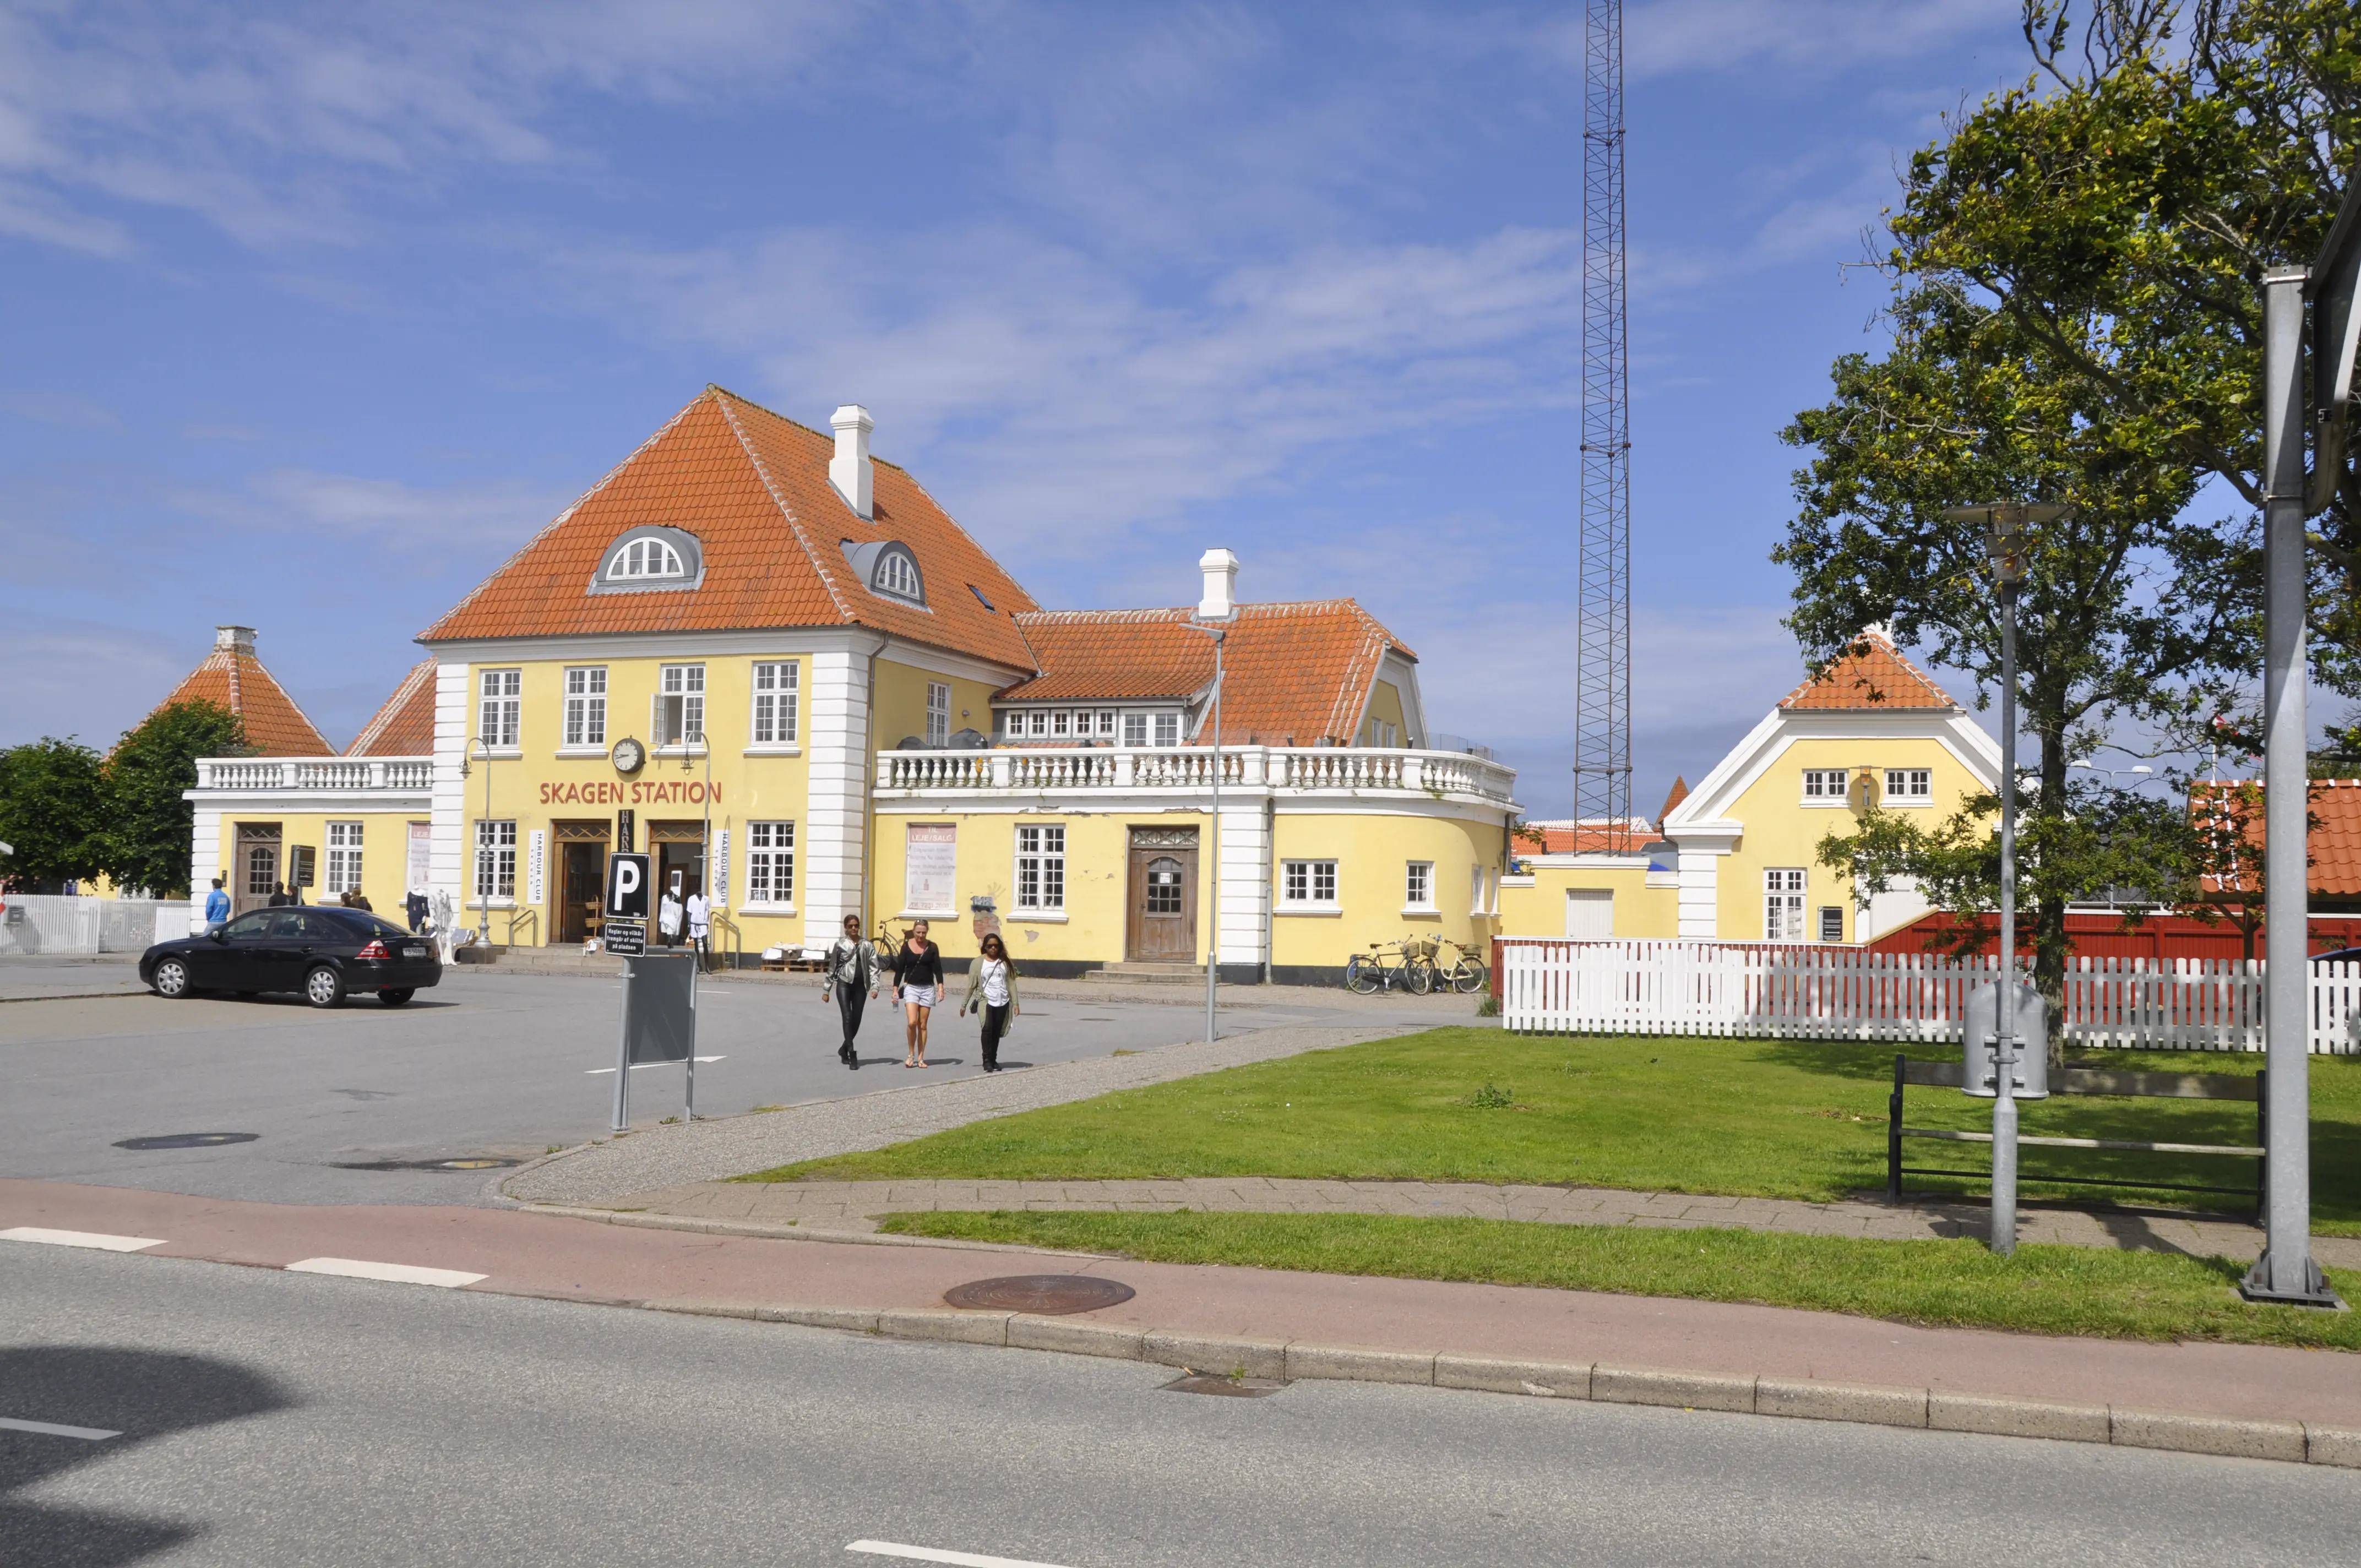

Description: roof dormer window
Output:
[839,538,927,608]
[588,525,704,595]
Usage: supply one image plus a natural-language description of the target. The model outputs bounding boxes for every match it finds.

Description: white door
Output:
[1565,888,1614,940]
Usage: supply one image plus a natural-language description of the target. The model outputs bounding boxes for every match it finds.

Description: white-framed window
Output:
[1281,859,1339,908]
[1154,712,1180,747]
[1095,710,1117,737]
[746,821,795,905]
[1123,712,1148,747]
[478,669,520,748]
[1802,768,1847,800]
[475,819,516,900]
[1885,767,1932,802]
[656,663,704,746]
[752,661,798,745]
[1027,710,1048,738]
[1765,868,1807,940]
[1015,825,1065,911]
[1051,709,1071,738]
[563,666,607,748]
[927,682,951,748]
[325,821,363,894]
[607,536,686,580]
[1818,905,1846,943]
[876,551,922,601]
[1405,861,1434,911]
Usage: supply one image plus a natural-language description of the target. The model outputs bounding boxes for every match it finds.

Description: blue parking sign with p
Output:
[606,853,651,919]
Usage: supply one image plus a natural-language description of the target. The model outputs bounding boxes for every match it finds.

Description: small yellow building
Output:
[1499,631,1999,945]
[181,386,1520,981]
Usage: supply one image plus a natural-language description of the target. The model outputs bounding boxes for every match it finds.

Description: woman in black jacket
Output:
[891,919,945,1068]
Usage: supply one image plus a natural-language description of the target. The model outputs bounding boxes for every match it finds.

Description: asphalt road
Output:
[6,1244,2354,1568]
[0,967,1379,1206]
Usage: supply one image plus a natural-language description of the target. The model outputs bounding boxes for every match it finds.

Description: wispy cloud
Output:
[178,468,569,552]
[1620,0,2012,81]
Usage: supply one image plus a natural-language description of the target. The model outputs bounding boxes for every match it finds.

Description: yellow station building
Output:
[179,387,1521,981]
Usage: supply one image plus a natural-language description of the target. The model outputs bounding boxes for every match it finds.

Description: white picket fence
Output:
[0,895,192,957]
[1498,939,2361,1054]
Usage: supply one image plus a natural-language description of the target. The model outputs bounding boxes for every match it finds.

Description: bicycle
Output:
[1430,936,1489,994]
[1345,939,1434,995]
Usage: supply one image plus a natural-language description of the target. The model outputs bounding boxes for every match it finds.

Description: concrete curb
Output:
[635,1296,2361,1470]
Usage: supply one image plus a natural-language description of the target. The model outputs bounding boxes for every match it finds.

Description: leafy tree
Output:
[99,700,247,900]
[0,738,105,892]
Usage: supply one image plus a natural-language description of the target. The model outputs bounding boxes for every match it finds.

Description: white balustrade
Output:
[194,756,433,792]
[874,745,1515,806]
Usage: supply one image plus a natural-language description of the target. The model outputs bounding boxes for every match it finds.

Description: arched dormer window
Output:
[839,538,927,608]
[588,525,704,595]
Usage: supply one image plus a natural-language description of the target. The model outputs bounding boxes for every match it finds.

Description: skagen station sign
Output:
[537,779,723,806]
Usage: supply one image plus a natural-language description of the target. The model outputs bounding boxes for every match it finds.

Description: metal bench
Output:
[1886,1055,2265,1216]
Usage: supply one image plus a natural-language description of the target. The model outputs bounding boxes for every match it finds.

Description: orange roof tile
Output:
[1002,600,1414,746]
[1659,776,1690,819]
[346,660,437,756]
[418,387,1039,669]
[2193,778,2361,899]
[154,630,332,756]
[1517,819,1660,854]
[1780,629,1956,711]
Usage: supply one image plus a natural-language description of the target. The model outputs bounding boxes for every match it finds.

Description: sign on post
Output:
[602,919,646,957]
[606,852,650,918]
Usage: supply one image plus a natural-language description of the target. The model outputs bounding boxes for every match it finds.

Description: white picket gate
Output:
[1499,939,2361,1054]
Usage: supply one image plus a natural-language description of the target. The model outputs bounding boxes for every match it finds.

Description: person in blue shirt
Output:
[203,878,230,931]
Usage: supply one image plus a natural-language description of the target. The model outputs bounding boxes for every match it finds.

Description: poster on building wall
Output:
[714,827,731,910]
[407,822,432,892]
[526,830,547,907]
[905,823,956,913]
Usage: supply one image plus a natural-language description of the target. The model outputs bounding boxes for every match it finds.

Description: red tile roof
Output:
[1659,776,1690,819]
[346,660,437,757]
[1517,819,1660,854]
[418,387,1040,669]
[2193,778,2361,899]
[1781,628,1956,711]
[154,633,332,756]
[1003,600,1414,746]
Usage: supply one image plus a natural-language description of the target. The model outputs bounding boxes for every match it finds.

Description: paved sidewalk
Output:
[6,1178,2359,1452]
[607,1173,2361,1267]
[502,1021,1435,1206]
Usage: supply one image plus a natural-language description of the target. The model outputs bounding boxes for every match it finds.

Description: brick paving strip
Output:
[501,1021,1440,1207]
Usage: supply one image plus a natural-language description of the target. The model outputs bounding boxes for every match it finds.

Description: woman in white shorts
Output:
[893,919,945,1068]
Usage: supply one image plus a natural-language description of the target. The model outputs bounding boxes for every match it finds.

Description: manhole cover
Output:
[1162,1374,1285,1398]
[942,1275,1135,1315]
[114,1133,259,1151]
[329,1156,521,1172]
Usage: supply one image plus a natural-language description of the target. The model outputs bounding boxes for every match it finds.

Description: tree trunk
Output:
[2033,722,2072,1068]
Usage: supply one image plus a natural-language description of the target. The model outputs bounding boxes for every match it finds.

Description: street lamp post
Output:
[1944,500,2063,1256]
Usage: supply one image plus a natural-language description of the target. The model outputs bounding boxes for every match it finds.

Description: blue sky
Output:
[0,0,2041,815]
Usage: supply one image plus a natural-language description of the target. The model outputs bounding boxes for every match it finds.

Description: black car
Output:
[140,906,443,1008]
[2315,947,2361,966]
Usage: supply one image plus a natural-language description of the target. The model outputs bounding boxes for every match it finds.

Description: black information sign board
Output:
[606,852,651,919]
[602,918,646,957]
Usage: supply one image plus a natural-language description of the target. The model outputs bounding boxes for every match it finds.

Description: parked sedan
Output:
[141,907,443,1008]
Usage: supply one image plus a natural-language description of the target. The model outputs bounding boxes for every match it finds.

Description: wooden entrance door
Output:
[554,825,608,945]
[1125,828,1199,961]
[234,824,281,917]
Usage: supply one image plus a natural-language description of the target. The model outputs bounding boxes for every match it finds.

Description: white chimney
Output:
[1196,548,1239,622]
[215,625,255,656]
[829,404,874,519]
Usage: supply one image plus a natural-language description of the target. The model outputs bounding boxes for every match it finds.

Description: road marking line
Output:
[585,1056,726,1074]
[0,1227,167,1253]
[0,1417,122,1441]
[285,1257,486,1288]
[847,1544,1074,1568]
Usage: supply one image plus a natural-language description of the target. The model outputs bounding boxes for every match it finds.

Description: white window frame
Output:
[1279,858,1340,913]
[1014,824,1066,914]
[743,820,795,910]
[875,551,922,602]
[1801,768,1847,803]
[1123,712,1148,747]
[750,661,799,748]
[478,669,520,751]
[1027,710,1049,738]
[1095,710,1117,738]
[655,663,705,749]
[1154,712,1180,748]
[474,819,517,901]
[325,821,363,895]
[1051,709,1071,738]
[607,537,686,580]
[1765,868,1807,941]
[927,682,951,748]
[1884,766,1933,804]
[1403,861,1435,913]
[562,666,606,750]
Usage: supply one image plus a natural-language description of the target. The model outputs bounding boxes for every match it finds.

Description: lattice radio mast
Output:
[1573,0,1632,849]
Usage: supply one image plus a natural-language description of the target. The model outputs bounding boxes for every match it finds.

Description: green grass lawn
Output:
[877,1210,2361,1351]
[744,1027,2361,1232]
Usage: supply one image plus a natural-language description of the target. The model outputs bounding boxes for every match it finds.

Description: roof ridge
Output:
[420,391,708,643]
[705,382,917,475]
[710,390,857,628]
